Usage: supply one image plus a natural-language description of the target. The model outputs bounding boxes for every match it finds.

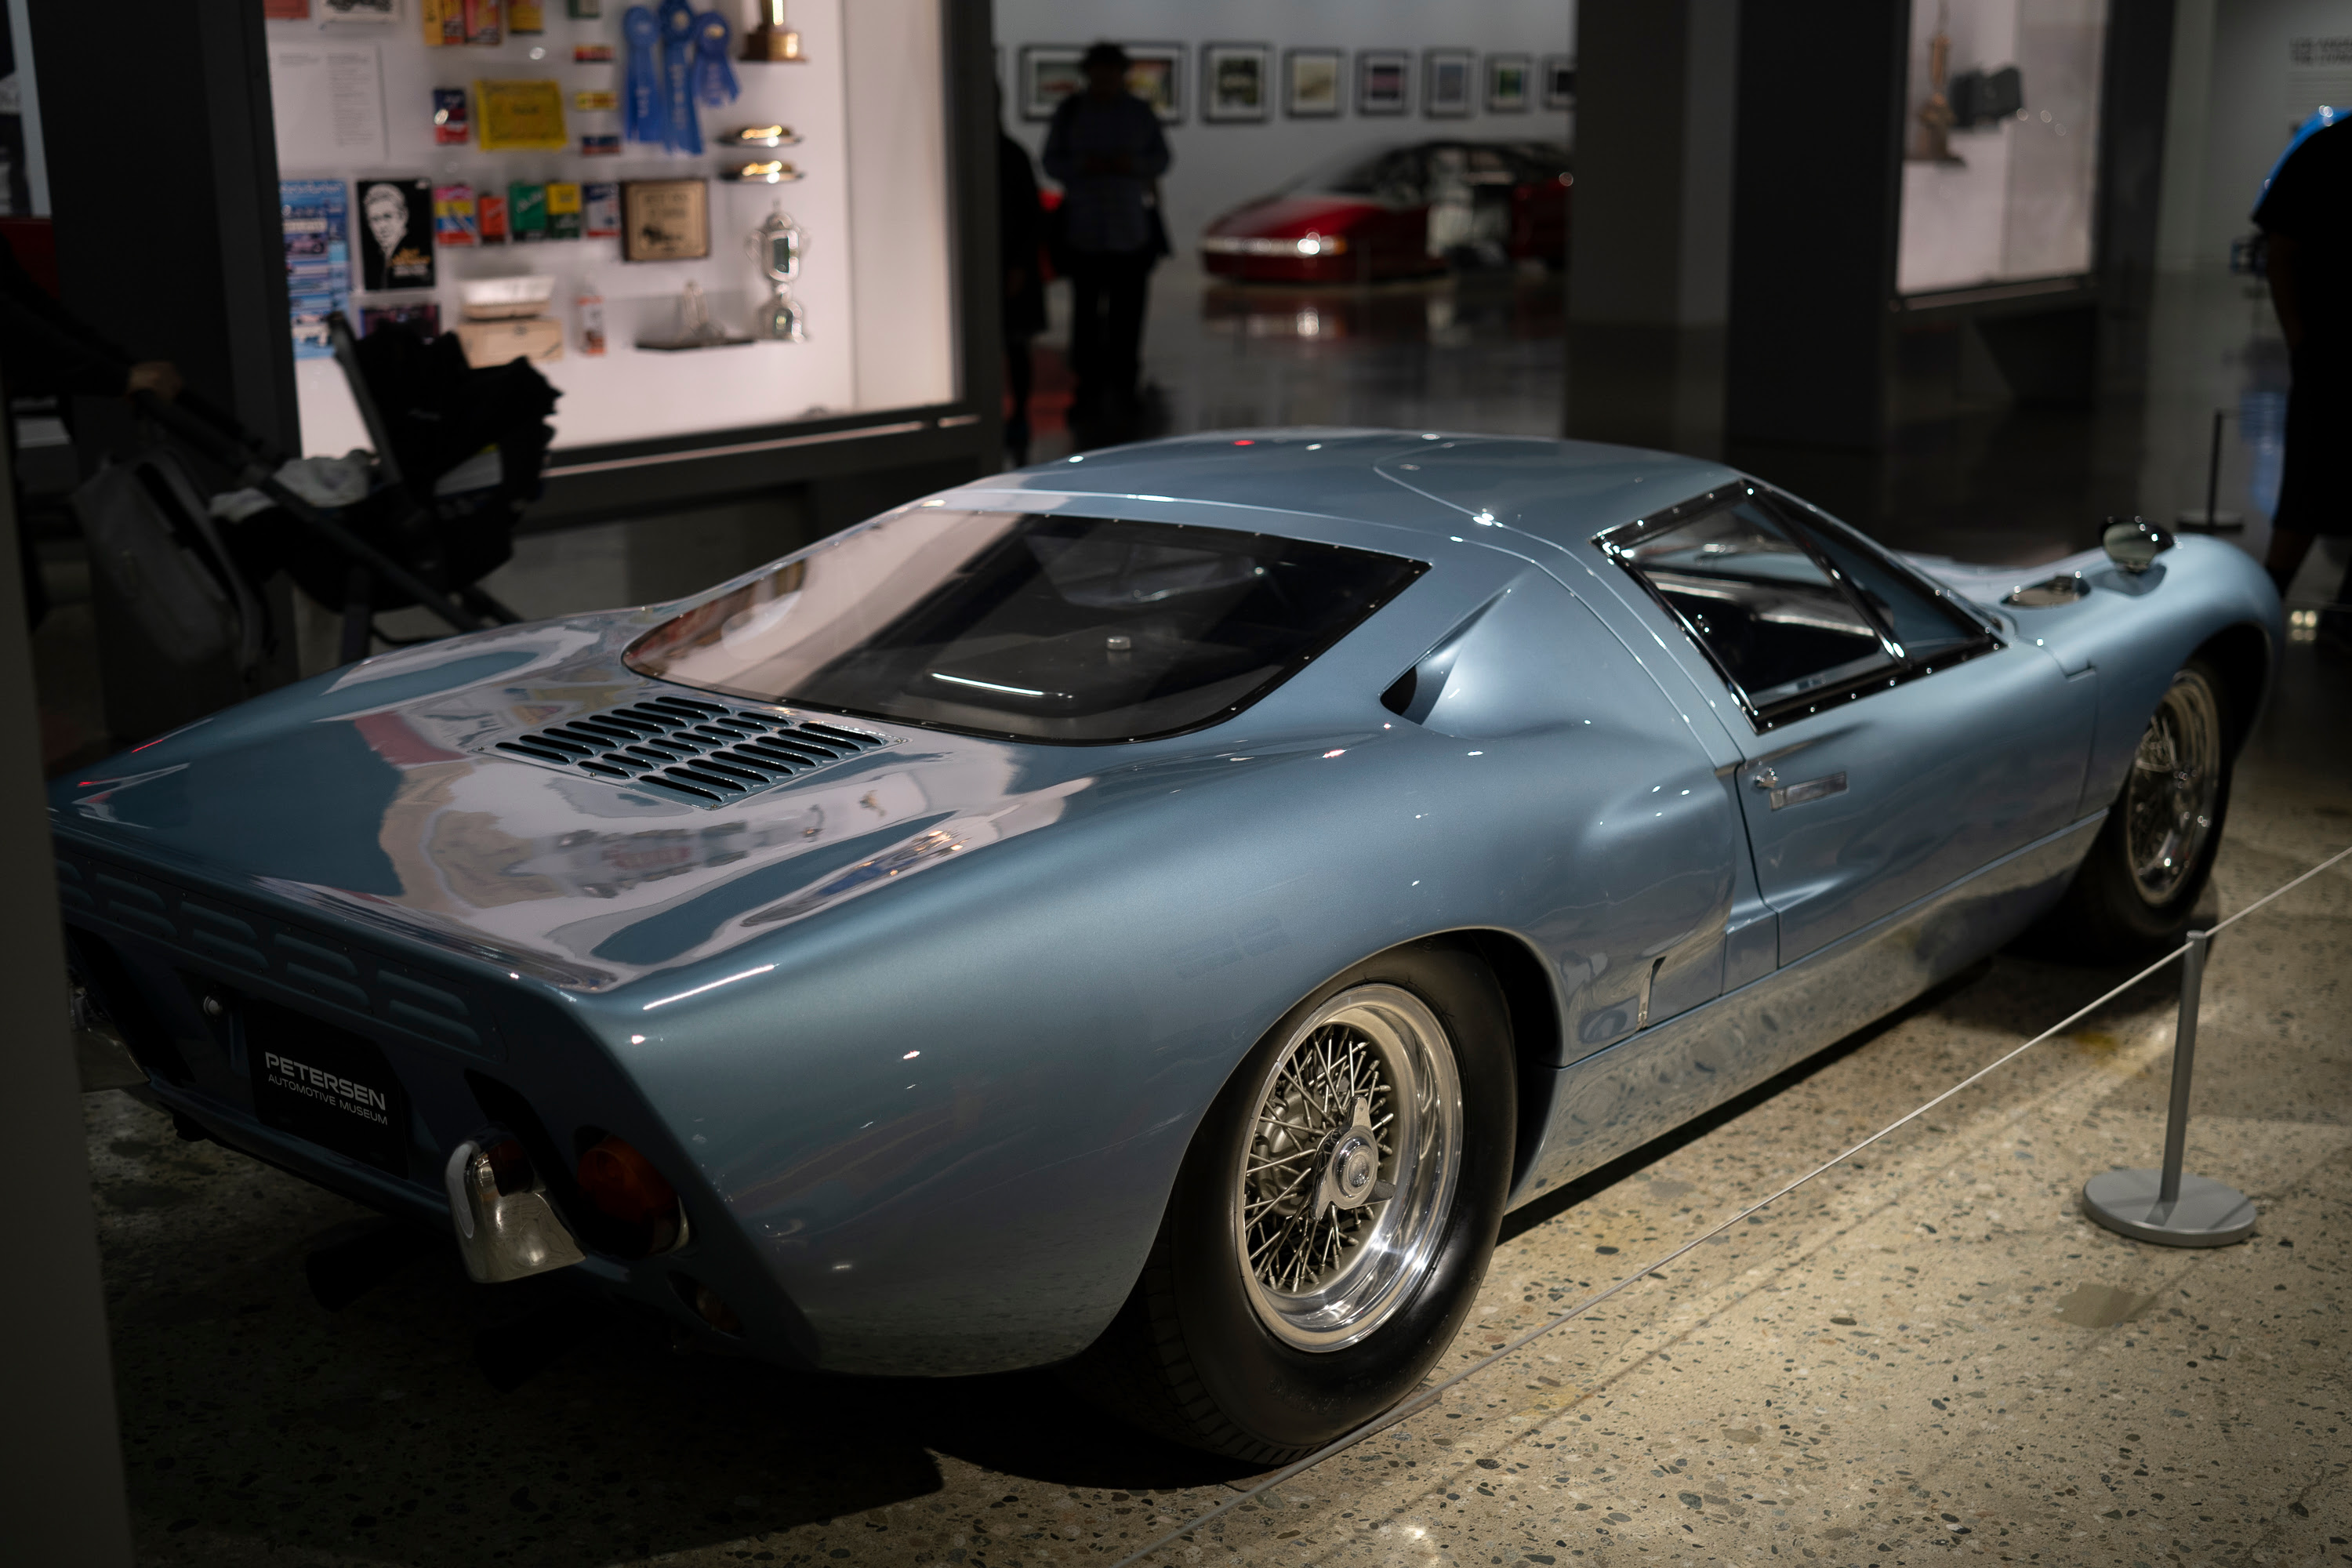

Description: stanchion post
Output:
[2082,930,2258,1247]
[2158,930,2205,1203]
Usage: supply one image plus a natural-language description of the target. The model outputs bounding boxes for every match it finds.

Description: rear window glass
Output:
[625,510,1425,744]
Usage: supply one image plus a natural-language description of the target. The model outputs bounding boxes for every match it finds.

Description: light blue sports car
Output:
[55,432,2278,1461]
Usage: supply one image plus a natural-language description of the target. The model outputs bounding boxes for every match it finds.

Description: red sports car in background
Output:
[1202,140,1571,283]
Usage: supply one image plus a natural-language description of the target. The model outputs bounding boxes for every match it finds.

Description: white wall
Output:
[993,1,1575,249]
[2162,0,2352,271]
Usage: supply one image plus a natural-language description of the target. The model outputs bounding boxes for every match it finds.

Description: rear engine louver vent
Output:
[488,695,895,807]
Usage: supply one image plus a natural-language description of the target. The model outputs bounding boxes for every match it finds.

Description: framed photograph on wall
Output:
[1486,53,1532,113]
[1124,43,1186,125]
[1424,49,1474,118]
[1019,45,1086,122]
[1357,49,1410,115]
[1285,48,1344,118]
[1542,55,1577,111]
[1203,42,1272,123]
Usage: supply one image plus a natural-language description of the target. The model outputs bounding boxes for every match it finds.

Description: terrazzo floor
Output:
[80,632,2352,1568]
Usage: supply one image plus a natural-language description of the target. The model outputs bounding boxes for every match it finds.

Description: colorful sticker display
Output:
[433,87,470,146]
[546,180,583,240]
[434,183,480,246]
[281,179,350,361]
[477,79,569,151]
[507,181,548,241]
[583,181,620,238]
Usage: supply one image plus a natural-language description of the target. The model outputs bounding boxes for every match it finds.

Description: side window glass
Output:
[1376,151,1424,205]
[1780,506,1984,662]
[1465,147,1514,183]
[1611,500,1894,712]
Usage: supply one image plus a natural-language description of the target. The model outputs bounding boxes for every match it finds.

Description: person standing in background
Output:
[999,95,1047,469]
[1041,42,1170,440]
[2253,111,2352,636]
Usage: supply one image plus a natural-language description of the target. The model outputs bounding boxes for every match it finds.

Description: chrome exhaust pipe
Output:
[444,1135,585,1283]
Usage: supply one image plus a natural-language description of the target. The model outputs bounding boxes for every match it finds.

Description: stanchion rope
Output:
[1109,841,2352,1568]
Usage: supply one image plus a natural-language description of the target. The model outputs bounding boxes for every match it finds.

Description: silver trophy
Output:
[747,206,809,343]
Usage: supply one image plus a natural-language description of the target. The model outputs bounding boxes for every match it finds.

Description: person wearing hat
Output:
[1042,42,1171,436]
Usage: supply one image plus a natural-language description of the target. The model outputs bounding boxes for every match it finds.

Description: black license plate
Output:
[247,999,410,1174]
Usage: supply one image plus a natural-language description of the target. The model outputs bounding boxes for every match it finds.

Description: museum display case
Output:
[256,0,989,506]
[1897,0,2110,299]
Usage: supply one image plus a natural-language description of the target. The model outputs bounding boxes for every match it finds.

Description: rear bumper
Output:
[56,838,819,1367]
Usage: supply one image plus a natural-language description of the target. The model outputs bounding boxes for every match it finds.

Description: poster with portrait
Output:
[356,176,434,290]
[1018,45,1084,122]
[1424,49,1473,118]
[1542,55,1577,111]
[1357,49,1410,115]
[1123,43,1185,124]
[1285,49,1343,118]
[1486,54,1532,113]
[1203,43,1271,123]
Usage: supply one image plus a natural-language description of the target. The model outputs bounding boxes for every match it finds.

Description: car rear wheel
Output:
[2038,657,2233,961]
[1066,940,1514,1463]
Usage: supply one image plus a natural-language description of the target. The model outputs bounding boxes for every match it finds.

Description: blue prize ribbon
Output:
[659,0,702,154]
[622,5,666,147]
[692,12,739,107]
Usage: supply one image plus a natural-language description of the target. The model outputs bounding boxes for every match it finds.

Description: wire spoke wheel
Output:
[1231,984,1462,1352]
[2124,667,2223,907]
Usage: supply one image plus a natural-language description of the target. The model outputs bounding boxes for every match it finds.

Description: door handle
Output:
[1748,766,1780,791]
[1764,771,1847,811]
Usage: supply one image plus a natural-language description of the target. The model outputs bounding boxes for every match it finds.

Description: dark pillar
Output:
[1723,0,1909,452]
[1565,0,1738,456]
[0,367,135,1562]
[2094,0,2179,390]
[28,0,294,459]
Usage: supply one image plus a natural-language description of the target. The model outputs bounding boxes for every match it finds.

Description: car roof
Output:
[961,430,1737,552]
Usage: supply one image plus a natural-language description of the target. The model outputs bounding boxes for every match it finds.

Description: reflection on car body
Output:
[51,430,2278,1462]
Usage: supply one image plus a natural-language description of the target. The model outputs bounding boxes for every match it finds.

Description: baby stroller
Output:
[79,310,557,684]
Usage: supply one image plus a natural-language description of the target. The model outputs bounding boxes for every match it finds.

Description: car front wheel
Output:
[1068,940,1515,1463]
[2039,656,2234,960]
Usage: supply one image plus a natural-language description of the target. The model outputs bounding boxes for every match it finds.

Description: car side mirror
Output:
[2101,516,2174,574]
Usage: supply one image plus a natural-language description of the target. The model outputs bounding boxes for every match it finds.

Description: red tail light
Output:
[576,1135,678,1226]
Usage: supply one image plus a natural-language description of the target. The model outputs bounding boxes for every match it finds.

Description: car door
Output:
[1364,147,1432,277]
[1598,485,2096,966]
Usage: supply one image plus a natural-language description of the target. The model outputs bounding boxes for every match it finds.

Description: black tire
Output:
[2035,655,2234,962]
[1065,938,1515,1463]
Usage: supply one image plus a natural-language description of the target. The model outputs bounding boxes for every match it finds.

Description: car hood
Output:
[48,616,1167,994]
[1207,194,1388,236]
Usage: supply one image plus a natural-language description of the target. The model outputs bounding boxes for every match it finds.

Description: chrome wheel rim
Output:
[1232,984,1463,1353]
[2124,668,2223,907]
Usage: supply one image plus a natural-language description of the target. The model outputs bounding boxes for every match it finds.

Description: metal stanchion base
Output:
[2082,1169,2256,1247]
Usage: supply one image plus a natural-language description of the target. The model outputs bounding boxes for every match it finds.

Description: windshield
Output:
[1279,144,1421,199]
[625,510,1426,744]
